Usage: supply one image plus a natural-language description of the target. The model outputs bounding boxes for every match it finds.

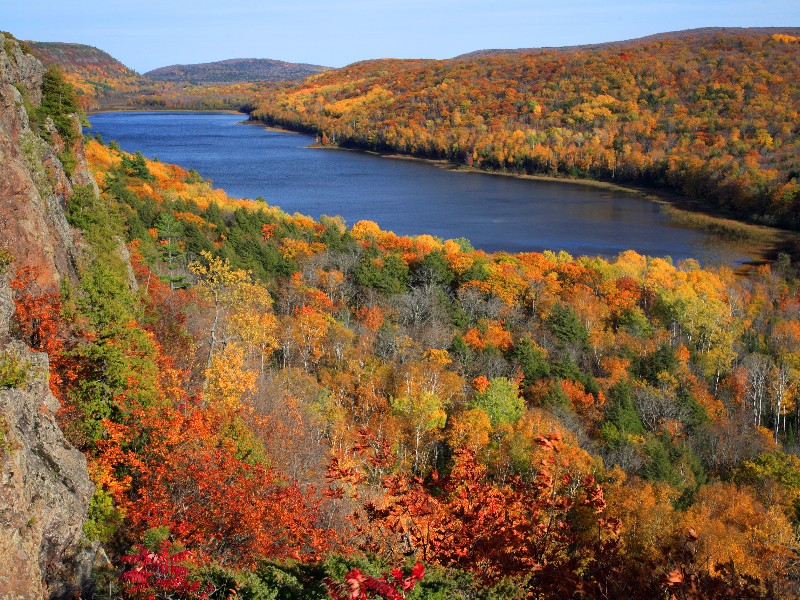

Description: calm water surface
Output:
[88,111,750,265]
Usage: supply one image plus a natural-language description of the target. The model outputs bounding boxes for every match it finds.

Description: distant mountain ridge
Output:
[454,26,800,58]
[144,58,330,83]
[25,42,321,111]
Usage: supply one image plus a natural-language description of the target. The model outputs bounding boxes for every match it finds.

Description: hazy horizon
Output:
[6,1,799,72]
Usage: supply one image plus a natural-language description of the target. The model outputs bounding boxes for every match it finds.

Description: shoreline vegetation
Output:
[87,107,246,116]
[89,108,799,271]
[250,30,800,253]
[299,125,800,271]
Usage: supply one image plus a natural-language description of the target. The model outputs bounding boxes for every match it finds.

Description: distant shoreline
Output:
[87,108,246,116]
[298,133,799,269]
[87,108,800,270]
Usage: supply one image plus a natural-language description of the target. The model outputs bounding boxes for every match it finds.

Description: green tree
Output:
[546,303,588,346]
[412,250,454,288]
[38,65,79,144]
[604,379,644,436]
[155,212,187,290]
[355,249,409,295]
[511,338,550,387]
[121,151,155,181]
[468,377,525,428]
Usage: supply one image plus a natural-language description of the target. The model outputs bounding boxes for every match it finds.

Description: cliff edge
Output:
[0,32,97,599]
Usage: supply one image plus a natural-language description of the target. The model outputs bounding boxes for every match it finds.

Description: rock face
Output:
[0,32,88,292]
[0,274,12,345]
[0,36,42,105]
[0,336,95,598]
[0,33,97,598]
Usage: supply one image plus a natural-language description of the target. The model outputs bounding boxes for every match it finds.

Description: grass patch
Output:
[0,347,30,389]
[662,204,776,243]
[0,248,11,276]
[0,414,16,459]
[59,148,77,177]
[20,132,54,199]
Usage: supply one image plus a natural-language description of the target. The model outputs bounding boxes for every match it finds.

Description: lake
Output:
[87,111,752,265]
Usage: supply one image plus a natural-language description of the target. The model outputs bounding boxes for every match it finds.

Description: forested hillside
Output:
[16,127,792,595]
[454,26,800,58]
[252,30,800,230]
[27,41,145,110]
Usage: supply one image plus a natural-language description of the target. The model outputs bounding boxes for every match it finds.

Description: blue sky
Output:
[5,1,799,72]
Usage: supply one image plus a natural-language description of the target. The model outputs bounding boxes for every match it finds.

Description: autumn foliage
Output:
[326,431,621,595]
[7,60,800,595]
[73,137,800,595]
[325,563,424,600]
[10,266,77,393]
[97,398,333,568]
[121,542,208,599]
[253,30,800,230]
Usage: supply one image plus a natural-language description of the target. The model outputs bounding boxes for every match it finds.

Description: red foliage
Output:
[99,398,334,568]
[129,244,195,368]
[471,375,490,393]
[261,223,276,240]
[328,432,621,592]
[121,541,208,599]
[325,562,424,600]
[356,305,385,333]
[10,266,84,397]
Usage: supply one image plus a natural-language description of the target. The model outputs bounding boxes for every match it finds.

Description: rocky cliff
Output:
[0,303,96,598]
[0,32,96,292]
[0,32,97,599]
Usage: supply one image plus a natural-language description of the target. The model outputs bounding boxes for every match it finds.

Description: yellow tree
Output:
[447,409,492,454]
[189,251,254,367]
[283,305,333,372]
[683,482,796,585]
[227,284,280,374]
[204,343,257,414]
[390,391,448,474]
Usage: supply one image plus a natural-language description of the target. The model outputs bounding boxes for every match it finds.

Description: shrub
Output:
[0,415,15,458]
[0,348,29,389]
[0,248,11,275]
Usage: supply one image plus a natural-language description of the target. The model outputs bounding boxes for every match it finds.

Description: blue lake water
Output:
[87,111,751,265]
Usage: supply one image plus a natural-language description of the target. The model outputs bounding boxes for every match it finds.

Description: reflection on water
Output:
[88,111,752,266]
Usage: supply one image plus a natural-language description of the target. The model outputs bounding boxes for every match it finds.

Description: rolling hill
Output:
[27,41,144,109]
[27,41,139,77]
[144,57,330,83]
[252,28,800,230]
[454,26,800,58]
[25,42,282,111]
